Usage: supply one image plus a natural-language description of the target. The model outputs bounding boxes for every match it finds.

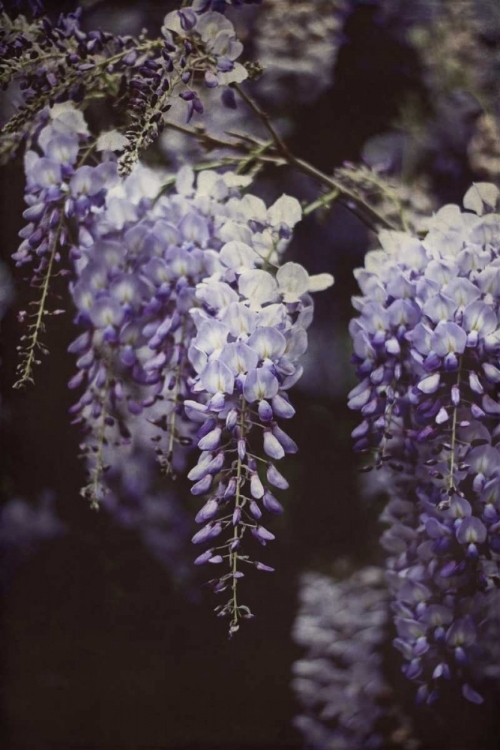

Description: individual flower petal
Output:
[238,270,278,309]
[195,320,230,356]
[220,241,259,270]
[456,517,487,545]
[267,195,302,228]
[248,327,286,360]
[430,321,467,357]
[200,359,234,395]
[243,368,279,403]
[308,272,335,293]
[417,373,440,394]
[88,296,124,328]
[271,393,295,419]
[222,302,258,337]
[191,522,222,544]
[463,183,499,215]
[198,426,222,451]
[263,430,285,460]
[219,342,258,375]
[277,262,310,303]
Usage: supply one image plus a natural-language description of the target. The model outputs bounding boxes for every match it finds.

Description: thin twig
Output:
[232,83,292,159]
[292,155,397,230]
[303,188,340,216]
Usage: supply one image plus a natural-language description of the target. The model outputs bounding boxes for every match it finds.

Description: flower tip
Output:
[308,273,335,293]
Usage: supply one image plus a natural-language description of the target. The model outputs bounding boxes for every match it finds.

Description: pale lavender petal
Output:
[417,373,440,394]
[456,517,487,544]
[243,368,279,402]
[263,490,284,515]
[271,393,295,419]
[198,426,222,451]
[430,321,467,357]
[195,498,219,523]
[248,327,287,360]
[191,522,222,544]
[221,302,257,338]
[219,342,258,375]
[200,359,235,395]
[267,463,289,490]
[195,319,229,355]
[263,430,285,460]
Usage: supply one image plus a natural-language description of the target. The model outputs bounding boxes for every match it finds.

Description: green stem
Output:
[13,222,61,389]
[235,140,272,175]
[292,154,396,230]
[87,367,112,511]
[447,361,462,496]
[232,83,292,160]
[230,401,246,633]
[164,320,188,474]
[303,188,340,216]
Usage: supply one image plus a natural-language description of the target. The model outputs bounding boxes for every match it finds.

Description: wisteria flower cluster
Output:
[349,182,500,702]
[9,93,335,628]
[0,0,249,171]
[252,0,349,107]
[12,103,118,386]
[184,227,333,632]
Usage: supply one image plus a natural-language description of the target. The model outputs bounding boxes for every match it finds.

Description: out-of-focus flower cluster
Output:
[250,0,349,107]
[99,435,194,590]
[0,260,14,321]
[0,492,65,585]
[292,565,419,750]
[404,1,500,113]
[349,183,500,702]
[469,114,500,184]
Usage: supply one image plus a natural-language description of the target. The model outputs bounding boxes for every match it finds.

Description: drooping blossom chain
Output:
[349,183,500,702]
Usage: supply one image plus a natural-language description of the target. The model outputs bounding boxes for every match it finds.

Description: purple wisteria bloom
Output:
[13,104,119,388]
[349,183,500,702]
[185,246,332,633]
[64,146,333,629]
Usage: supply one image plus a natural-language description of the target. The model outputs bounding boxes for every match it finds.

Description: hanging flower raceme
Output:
[349,183,500,703]
[13,103,119,388]
[69,163,249,505]
[66,154,334,625]
[182,210,333,633]
[70,162,332,604]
